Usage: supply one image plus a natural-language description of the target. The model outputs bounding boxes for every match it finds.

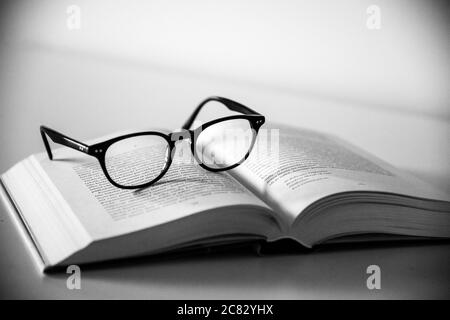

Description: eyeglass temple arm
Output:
[40,126,90,160]
[181,96,261,130]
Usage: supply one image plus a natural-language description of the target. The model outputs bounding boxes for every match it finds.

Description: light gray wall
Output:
[2,0,449,118]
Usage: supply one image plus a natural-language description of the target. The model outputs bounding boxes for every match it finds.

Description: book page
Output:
[230,123,450,224]
[33,135,271,241]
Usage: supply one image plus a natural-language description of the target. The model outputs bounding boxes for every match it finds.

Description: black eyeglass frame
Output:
[40,96,265,189]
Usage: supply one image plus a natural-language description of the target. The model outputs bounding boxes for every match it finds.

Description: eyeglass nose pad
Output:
[171,129,191,141]
[164,145,170,161]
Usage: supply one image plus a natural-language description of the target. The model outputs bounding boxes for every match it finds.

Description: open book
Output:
[2,124,450,270]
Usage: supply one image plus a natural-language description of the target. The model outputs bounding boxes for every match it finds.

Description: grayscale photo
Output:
[0,0,449,306]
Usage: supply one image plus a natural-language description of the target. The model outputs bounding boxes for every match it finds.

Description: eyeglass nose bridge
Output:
[169,129,194,144]
[168,130,196,164]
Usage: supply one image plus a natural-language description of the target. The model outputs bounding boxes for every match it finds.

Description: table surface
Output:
[0,43,449,299]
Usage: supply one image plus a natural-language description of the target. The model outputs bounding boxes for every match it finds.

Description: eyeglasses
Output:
[40,96,265,189]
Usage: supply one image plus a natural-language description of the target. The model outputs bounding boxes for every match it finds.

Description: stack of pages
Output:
[1,124,449,270]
